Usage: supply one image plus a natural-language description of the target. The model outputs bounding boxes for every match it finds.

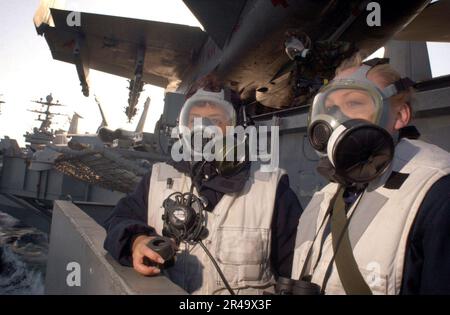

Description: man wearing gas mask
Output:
[288,54,450,295]
[104,76,303,295]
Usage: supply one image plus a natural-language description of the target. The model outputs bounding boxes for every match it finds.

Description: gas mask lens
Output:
[312,87,380,124]
[179,90,237,155]
[179,89,237,134]
[184,105,234,160]
[309,85,382,153]
[188,116,222,156]
[185,104,234,133]
[323,88,378,123]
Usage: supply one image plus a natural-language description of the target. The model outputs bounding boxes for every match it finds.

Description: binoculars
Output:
[275,277,322,295]
[143,236,176,268]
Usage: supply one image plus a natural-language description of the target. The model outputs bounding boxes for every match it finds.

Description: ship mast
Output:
[29,93,65,132]
[25,93,67,150]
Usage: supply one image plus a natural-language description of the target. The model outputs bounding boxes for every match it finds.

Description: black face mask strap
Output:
[362,57,390,67]
[393,77,415,92]
[363,57,416,95]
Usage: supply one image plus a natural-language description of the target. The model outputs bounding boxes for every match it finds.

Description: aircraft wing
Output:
[35,8,208,93]
[183,0,247,48]
[394,0,450,42]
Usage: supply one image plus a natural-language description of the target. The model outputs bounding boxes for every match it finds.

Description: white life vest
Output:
[147,162,286,294]
[292,139,450,295]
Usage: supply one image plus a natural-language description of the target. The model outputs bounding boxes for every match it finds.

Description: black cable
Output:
[187,160,206,206]
[163,161,235,295]
[156,118,169,156]
[199,240,236,295]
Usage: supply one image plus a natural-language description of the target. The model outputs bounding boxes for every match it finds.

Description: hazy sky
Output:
[0,0,449,146]
[0,0,201,146]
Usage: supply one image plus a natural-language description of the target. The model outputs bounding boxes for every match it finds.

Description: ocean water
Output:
[0,211,48,295]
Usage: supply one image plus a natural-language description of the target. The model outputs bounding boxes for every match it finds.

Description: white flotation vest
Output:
[147,162,286,294]
[292,139,450,295]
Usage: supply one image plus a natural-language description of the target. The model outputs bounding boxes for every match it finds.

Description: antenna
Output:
[0,94,4,114]
[135,96,151,133]
[29,93,66,132]
[94,94,108,130]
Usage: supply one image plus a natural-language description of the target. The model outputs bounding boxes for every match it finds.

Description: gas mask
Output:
[307,61,414,186]
[177,88,248,176]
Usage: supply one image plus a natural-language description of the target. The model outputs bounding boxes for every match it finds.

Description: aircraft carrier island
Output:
[0,0,449,296]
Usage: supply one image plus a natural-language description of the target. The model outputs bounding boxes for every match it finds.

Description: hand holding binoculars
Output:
[143,236,177,268]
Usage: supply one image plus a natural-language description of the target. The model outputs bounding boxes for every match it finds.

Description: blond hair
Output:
[335,52,414,111]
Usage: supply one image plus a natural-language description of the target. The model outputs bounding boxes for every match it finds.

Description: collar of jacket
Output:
[398,125,420,140]
[167,160,251,194]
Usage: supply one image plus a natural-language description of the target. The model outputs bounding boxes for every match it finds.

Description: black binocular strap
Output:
[298,192,338,281]
[329,187,373,295]
[298,186,372,294]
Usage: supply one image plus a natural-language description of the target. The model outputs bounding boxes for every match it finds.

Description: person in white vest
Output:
[290,54,450,295]
[104,76,303,294]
